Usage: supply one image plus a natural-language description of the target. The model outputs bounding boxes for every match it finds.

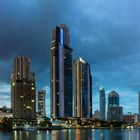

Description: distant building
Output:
[138,92,140,121]
[11,56,36,121]
[123,112,139,124]
[108,90,119,106]
[99,87,106,121]
[107,90,123,122]
[138,92,140,114]
[38,90,46,117]
[134,114,139,123]
[123,112,134,124]
[0,106,12,113]
[108,105,123,122]
[50,24,73,118]
[74,57,92,119]
[93,109,100,120]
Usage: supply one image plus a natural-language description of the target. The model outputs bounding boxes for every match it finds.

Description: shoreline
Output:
[0,126,138,131]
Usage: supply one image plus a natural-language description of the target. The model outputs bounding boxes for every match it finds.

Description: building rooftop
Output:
[108,90,119,97]
[79,57,86,63]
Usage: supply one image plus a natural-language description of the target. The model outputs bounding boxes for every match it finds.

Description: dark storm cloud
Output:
[0,0,68,84]
[69,0,140,63]
[0,0,140,113]
[0,0,77,88]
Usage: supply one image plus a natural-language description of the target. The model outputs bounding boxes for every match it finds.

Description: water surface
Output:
[0,129,140,140]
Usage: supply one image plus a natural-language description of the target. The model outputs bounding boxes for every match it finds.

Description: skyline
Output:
[0,0,140,115]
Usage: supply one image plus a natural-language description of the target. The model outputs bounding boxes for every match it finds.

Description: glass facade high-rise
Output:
[138,92,140,114]
[138,92,140,121]
[108,90,119,107]
[50,24,73,118]
[11,56,36,121]
[107,90,123,122]
[99,87,106,121]
[38,90,46,117]
[74,57,92,118]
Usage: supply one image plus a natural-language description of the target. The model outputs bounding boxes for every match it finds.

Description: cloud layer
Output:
[0,0,140,115]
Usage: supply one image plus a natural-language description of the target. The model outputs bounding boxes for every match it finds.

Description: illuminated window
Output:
[12,82,15,86]
[31,100,35,103]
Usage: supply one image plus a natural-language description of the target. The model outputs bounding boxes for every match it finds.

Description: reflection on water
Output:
[109,129,123,140]
[75,129,80,140]
[0,129,140,140]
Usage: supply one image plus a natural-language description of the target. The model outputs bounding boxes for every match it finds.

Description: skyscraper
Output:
[107,90,123,122]
[138,92,140,114]
[108,90,119,106]
[38,90,46,117]
[99,87,106,121]
[93,109,100,120]
[138,92,140,121]
[50,24,73,118]
[108,106,123,122]
[11,56,36,121]
[74,57,92,118]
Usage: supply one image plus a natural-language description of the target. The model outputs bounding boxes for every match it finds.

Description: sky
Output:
[0,0,140,116]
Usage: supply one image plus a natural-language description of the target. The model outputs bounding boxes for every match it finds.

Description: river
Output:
[0,129,140,140]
